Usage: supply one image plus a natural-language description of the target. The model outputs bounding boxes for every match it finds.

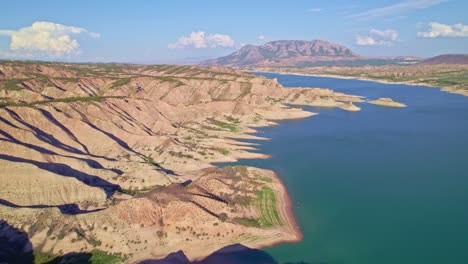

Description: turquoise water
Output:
[221,73,468,264]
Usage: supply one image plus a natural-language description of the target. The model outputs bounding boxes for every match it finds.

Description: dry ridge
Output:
[0,61,362,262]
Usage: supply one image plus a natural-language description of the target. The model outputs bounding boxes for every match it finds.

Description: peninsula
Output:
[0,61,361,262]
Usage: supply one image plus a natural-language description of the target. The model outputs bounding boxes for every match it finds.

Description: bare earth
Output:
[0,62,369,262]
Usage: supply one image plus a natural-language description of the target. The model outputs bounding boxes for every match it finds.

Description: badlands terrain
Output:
[0,61,367,263]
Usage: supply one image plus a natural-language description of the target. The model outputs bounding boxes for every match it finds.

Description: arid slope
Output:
[0,61,363,262]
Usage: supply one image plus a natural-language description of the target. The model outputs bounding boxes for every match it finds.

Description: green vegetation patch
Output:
[1,79,25,91]
[225,115,240,124]
[110,78,131,88]
[254,173,273,183]
[255,186,282,227]
[122,187,151,196]
[432,75,468,87]
[233,217,261,227]
[34,250,126,264]
[208,118,239,132]
[153,76,184,87]
[143,155,160,167]
[232,184,282,228]
[253,113,263,123]
[215,148,230,155]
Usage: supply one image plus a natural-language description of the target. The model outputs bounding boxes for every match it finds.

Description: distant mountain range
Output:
[419,54,468,65]
[201,40,467,68]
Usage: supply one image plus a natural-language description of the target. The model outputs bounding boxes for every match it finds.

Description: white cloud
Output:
[168,31,235,49]
[417,22,468,38]
[355,29,399,46]
[307,8,322,12]
[257,35,266,40]
[0,21,99,57]
[349,0,448,19]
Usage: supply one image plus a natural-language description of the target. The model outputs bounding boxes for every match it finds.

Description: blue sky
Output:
[0,0,467,62]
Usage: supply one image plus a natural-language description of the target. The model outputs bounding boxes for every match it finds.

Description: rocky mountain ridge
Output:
[201,40,360,67]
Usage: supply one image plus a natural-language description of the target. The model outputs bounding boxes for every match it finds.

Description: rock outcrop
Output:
[368,97,406,107]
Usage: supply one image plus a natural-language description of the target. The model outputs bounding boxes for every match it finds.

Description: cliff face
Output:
[0,61,360,261]
[201,40,359,67]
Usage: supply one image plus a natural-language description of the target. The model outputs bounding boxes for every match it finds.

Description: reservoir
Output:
[221,73,468,264]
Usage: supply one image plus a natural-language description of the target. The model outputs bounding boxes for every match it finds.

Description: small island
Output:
[368,97,407,108]
[339,101,361,112]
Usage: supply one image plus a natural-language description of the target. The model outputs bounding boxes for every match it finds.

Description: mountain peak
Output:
[201,40,359,67]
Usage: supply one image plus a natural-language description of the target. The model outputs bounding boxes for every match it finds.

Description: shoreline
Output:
[269,170,303,242]
[252,70,468,97]
[127,111,312,263]
[178,115,309,261]
[186,170,303,263]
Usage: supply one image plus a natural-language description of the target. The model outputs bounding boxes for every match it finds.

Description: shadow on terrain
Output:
[3,108,117,162]
[157,166,178,176]
[1,222,311,264]
[0,198,104,215]
[69,105,177,176]
[139,243,280,264]
[0,221,102,264]
[0,128,124,176]
[0,154,121,197]
[46,252,94,264]
[108,102,156,136]
[189,186,228,204]
[37,108,92,155]
[188,200,219,219]
[5,108,93,157]
[0,220,34,264]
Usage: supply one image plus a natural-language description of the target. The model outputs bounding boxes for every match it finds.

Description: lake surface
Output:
[220,73,468,264]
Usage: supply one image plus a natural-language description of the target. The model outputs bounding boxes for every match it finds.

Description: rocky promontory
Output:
[368,97,407,107]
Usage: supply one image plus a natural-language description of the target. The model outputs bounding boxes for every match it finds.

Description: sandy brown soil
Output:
[0,61,364,261]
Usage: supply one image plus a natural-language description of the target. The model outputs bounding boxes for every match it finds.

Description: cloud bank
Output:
[355,29,399,46]
[168,31,235,49]
[417,22,468,38]
[0,21,99,58]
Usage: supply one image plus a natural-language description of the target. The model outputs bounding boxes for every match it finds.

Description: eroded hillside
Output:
[0,61,361,262]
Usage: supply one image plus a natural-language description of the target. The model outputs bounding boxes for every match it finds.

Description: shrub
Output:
[218,213,228,222]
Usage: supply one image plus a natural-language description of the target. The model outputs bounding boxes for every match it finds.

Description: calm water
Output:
[220,73,468,264]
